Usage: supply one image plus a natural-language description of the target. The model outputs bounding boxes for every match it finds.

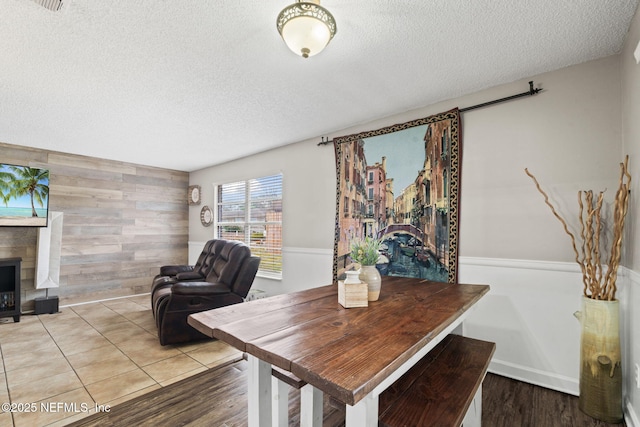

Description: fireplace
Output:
[0,257,21,322]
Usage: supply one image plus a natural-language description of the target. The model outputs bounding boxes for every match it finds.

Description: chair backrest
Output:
[205,240,251,286]
[192,239,217,276]
[195,239,226,277]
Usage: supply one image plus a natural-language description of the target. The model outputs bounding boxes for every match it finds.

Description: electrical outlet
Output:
[636,363,640,389]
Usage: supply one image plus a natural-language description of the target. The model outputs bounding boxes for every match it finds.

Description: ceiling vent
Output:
[31,0,64,12]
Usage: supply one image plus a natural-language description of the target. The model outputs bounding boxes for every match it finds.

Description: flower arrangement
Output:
[350,236,382,266]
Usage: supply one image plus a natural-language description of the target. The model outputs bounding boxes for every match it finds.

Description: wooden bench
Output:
[378,334,496,427]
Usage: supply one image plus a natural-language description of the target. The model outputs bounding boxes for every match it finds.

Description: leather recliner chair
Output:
[151,239,260,345]
[151,239,221,310]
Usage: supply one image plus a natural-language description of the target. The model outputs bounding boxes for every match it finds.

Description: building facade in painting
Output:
[415,122,451,266]
[364,157,388,237]
[394,183,417,225]
[336,139,368,262]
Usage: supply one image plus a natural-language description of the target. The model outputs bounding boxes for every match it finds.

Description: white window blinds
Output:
[216,174,283,278]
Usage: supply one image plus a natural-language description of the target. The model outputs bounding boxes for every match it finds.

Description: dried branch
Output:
[604,156,631,300]
[525,156,631,301]
[524,168,588,294]
[593,191,604,290]
[577,191,588,296]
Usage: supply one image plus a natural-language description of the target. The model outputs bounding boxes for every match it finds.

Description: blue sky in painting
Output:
[362,125,427,194]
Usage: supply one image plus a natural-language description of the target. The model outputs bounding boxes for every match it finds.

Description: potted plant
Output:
[350,236,383,301]
[525,156,631,423]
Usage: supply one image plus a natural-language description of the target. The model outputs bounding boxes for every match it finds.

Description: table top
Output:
[189,276,489,406]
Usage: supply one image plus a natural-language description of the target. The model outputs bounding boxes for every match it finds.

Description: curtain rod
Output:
[459,80,542,113]
[317,80,542,146]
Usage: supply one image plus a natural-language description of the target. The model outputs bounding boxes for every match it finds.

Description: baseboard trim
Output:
[625,397,640,427]
[60,292,151,308]
[489,358,579,396]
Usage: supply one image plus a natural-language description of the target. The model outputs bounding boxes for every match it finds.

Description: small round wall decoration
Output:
[188,185,201,205]
[200,205,213,227]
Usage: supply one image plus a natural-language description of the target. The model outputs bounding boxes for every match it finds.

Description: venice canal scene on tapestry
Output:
[333,109,461,284]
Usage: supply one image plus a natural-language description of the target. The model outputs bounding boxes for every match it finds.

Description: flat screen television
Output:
[0,163,50,227]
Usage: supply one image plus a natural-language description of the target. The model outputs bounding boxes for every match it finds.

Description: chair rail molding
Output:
[459,256,636,404]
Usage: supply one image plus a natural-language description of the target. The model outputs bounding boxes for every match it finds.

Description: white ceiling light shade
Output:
[277,0,337,58]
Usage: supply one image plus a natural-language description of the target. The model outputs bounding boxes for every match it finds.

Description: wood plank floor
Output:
[482,373,625,427]
[68,360,626,426]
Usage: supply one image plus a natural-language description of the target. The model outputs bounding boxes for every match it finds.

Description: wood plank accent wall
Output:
[0,142,189,309]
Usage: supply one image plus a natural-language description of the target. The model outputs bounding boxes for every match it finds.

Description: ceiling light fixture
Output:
[31,0,64,12]
[276,0,337,59]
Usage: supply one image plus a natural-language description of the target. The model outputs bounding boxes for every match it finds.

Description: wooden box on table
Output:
[338,280,368,308]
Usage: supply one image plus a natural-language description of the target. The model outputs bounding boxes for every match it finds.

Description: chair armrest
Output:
[160,265,194,276]
[171,281,232,296]
[175,271,204,281]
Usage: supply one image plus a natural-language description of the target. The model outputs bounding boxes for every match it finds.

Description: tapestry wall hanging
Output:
[332,108,462,284]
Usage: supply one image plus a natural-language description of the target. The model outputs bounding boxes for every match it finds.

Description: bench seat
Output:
[379,334,496,427]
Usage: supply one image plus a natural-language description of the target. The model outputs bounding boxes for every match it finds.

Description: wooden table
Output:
[189,276,489,426]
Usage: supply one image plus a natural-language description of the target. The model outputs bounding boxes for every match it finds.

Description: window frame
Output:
[214,173,283,280]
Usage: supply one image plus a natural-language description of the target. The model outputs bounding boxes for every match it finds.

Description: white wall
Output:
[621,5,640,426]
[190,54,622,268]
[188,138,336,296]
[460,58,621,262]
[460,257,585,394]
[189,51,638,419]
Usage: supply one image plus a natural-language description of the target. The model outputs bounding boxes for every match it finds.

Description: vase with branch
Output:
[525,155,631,423]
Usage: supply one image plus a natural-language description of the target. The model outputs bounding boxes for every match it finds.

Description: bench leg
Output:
[247,355,272,427]
[272,376,290,427]
[462,383,482,427]
[300,383,323,427]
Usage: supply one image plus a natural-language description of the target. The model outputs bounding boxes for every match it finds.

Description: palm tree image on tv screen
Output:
[0,164,50,227]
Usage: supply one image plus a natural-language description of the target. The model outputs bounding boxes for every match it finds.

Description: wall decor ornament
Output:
[188,185,201,205]
[332,108,462,284]
[525,156,631,423]
[200,205,213,227]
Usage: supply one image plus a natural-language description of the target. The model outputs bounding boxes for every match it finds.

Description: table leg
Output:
[272,376,290,427]
[300,383,323,427]
[345,392,378,426]
[247,354,272,427]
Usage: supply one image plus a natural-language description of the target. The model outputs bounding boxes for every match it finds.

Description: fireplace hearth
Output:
[0,257,21,322]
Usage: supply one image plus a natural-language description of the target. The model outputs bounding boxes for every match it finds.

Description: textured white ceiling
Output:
[1,0,638,171]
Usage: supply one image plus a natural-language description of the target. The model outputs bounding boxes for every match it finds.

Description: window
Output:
[443,169,448,198]
[216,173,283,279]
[441,129,449,159]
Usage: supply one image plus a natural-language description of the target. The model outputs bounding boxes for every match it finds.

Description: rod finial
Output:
[529,80,542,95]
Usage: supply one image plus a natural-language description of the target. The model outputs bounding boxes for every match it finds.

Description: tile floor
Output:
[0,294,242,427]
